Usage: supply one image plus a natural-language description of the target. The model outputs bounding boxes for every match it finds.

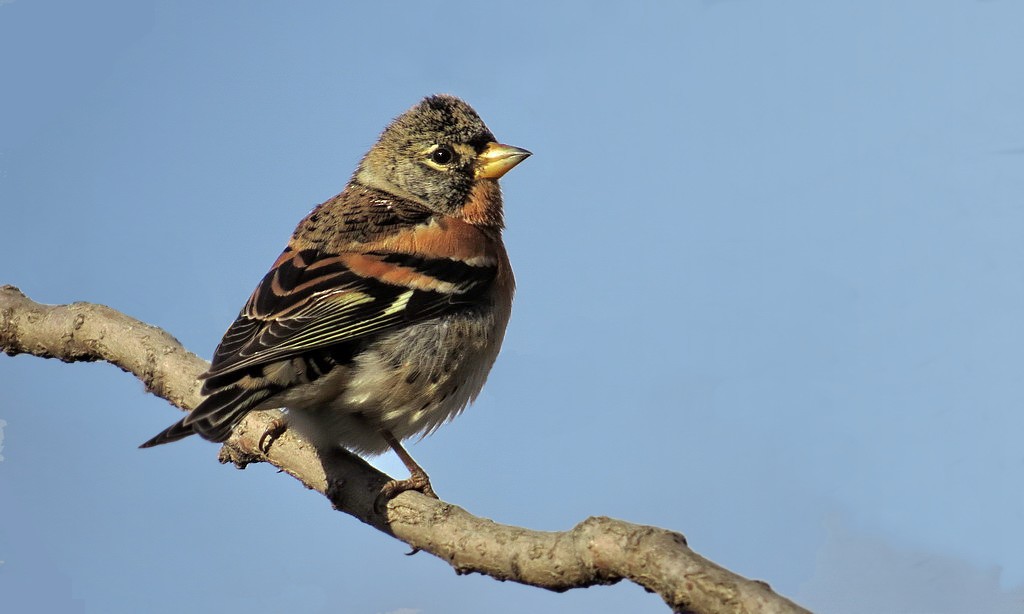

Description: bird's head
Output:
[355,95,530,228]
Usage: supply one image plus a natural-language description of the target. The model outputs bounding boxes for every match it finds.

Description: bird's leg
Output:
[378,429,437,502]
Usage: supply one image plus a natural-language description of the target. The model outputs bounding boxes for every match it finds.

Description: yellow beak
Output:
[475,142,532,179]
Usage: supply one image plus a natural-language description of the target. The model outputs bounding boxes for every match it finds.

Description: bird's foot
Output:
[374,468,438,513]
[374,429,439,513]
[258,416,288,454]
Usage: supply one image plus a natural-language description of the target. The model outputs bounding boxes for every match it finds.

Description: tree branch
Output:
[0,285,810,614]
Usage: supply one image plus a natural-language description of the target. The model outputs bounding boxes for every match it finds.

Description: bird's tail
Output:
[138,386,274,448]
[138,417,197,448]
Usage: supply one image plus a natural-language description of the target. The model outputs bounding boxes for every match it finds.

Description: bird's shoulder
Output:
[291,183,504,268]
[291,184,434,249]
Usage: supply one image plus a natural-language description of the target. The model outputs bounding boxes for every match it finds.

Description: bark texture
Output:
[0,285,810,614]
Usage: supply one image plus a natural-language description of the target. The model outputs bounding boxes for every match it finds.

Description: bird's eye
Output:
[430,145,454,166]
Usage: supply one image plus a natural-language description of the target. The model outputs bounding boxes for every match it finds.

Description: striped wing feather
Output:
[202,247,494,383]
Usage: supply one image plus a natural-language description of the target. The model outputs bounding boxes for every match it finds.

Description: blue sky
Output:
[2,2,1023,612]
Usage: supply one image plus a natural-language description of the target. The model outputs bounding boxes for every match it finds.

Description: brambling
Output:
[141,95,530,500]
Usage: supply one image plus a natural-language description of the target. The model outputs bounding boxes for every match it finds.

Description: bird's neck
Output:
[353,167,430,209]
[455,179,505,231]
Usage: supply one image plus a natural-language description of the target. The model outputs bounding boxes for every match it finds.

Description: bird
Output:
[140,95,530,501]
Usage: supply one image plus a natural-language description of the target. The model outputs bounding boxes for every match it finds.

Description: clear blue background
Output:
[2,2,1023,613]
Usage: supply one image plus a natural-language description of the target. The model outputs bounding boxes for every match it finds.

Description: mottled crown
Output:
[378,95,496,153]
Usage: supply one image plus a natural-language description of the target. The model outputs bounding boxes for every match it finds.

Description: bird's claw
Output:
[258,417,287,454]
